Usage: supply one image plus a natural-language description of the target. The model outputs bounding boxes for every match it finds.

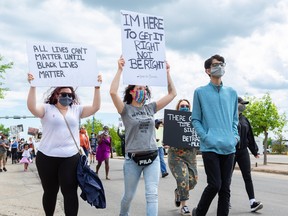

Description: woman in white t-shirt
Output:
[27,73,102,216]
[110,56,177,216]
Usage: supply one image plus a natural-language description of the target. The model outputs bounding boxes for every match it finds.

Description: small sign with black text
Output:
[163,109,200,148]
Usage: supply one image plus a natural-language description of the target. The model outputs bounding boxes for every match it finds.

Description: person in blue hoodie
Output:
[191,54,239,216]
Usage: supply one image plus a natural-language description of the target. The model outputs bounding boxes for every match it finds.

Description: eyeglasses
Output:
[180,105,189,108]
[60,92,73,98]
[211,62,226,67]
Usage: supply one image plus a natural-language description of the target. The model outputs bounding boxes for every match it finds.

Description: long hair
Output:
[123,85,151,104]
[175,99,191,111]
[44,87,79,105]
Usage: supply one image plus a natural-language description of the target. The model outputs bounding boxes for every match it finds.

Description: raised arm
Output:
[156,62,177,111]
[81,75,102,118]
[27,74,45,118]
[110,57,125,114]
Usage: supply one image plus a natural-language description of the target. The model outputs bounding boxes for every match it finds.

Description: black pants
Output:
[36,151,80,216]
[196,152,235,216]
[233,148,255,199]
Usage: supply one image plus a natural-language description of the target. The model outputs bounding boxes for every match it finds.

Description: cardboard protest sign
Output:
[120,10,167,86]
[27,41,99,87]
[28,127,39,136]
[163,109,200,148]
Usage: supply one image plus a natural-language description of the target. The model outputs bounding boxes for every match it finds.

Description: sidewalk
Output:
[0,162,64,216]
[0,157,287,216]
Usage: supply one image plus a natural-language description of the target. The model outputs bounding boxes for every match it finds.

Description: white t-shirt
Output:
[38,104,83,157]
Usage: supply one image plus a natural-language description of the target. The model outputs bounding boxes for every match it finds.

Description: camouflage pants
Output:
[168,147,198,201]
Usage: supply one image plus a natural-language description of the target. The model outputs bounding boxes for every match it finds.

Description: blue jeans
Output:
[158,147,167,174]
[120,154,160,216]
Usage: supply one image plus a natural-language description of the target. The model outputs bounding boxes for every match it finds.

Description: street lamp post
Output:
[92,115,95,133]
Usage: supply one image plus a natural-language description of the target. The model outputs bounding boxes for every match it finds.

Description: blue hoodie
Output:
[192,82,239,155]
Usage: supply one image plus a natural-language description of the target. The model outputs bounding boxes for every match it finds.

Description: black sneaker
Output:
[251,201,263,212]
[181,206,190,215]
[162,172,169,178]
[174,189,181,207]
[192,207,197,216]
[3,167,7,172]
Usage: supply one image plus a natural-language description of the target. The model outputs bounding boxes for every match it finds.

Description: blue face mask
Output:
[58,96,73,106]
[179,107,190,112]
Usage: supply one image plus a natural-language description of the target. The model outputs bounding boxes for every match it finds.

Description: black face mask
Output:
[238,104,246,113]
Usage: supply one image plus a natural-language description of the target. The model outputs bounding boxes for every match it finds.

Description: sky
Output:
[0,0,288,139]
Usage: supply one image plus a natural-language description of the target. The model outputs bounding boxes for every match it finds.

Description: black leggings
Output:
[36,151,80,216]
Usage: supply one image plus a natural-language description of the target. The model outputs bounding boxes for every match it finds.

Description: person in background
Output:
[96,126,112,180]
[191,54,239,216]
[89,132,97,164]
[0,134,8,172]
[27,137,35,162]
[155,119,169,178]
[117,127,126,157]
[79,126,91,157]
[232,97,263,212]
[11,137,18,164]
[19,143,33,171]
[168,99,198,215]
[110,56,177,216]
[27,73,101,216]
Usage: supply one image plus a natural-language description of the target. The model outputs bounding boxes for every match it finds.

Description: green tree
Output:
[244,93,286,165]
[0,124,10,135]
[82,118,121,156]
[0,55,13,99]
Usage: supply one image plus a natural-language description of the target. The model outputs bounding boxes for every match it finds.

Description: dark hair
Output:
[44,87,79,105]
[204,54,225,69]
[175,99,191,111]
[123,85,151,104]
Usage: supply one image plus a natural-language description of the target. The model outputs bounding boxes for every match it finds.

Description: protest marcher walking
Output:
[191,54,239,216]
[168,99,198,215]
[110,56,177,216]
[232,97,263,212]
[27,73,102,216]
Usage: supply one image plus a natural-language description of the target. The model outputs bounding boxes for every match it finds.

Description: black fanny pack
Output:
[128,150,158,166]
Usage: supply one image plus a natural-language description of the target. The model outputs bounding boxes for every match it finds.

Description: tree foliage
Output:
[0,55,13,99]
[244,93,287,164]
[82,117,122,156]
[0,124,10,135]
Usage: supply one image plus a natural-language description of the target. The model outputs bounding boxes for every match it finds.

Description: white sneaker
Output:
[181,206,190,215]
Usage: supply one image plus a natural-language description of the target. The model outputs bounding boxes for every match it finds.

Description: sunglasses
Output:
[180,105,189,108]
[60,92,73,98]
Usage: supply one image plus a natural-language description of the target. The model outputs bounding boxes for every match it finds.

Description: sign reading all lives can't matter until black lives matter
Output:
[27,41,99,87]
[163,109,200,149]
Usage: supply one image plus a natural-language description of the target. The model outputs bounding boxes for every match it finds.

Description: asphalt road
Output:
[78,156,288,216]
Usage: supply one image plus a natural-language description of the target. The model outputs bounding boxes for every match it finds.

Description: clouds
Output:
[0,0,288,138]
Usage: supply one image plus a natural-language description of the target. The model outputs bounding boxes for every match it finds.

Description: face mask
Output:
[59,96,73,106]
[134,89,146,104]
[210,65,225,77]
[179,107,189,112]
[238,104,246,113]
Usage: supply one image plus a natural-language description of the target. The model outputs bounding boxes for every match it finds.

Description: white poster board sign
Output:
[27,41,99,87]
[120,10,167,86]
